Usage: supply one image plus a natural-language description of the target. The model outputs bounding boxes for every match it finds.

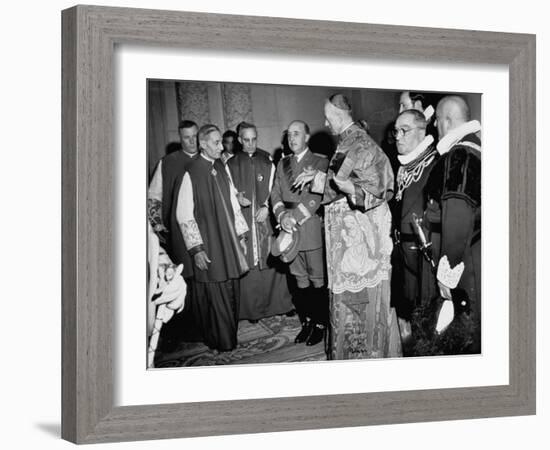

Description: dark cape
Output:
[185,157,248,283]
[161,150,197,279]
[156,151,200,347]
[176,156,250,350]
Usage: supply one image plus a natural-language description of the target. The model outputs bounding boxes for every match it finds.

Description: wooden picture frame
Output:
[61,5,536,444]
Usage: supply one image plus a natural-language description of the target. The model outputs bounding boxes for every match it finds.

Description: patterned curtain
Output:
[175,82,210,125]
[222,83,254,131]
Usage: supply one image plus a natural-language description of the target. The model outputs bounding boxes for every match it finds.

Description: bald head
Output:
[436,95,470,137]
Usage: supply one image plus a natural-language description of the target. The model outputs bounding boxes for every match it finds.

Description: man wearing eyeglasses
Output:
[391,109,439,350]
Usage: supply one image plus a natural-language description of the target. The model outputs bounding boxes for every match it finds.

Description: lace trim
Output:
[181,219,203,250]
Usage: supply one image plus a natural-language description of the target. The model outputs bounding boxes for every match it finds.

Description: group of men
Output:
[391,92,481,354]
[147,90,481,359]
[148,117,329,353]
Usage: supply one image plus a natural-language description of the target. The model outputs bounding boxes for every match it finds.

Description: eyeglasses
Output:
[392,126,423,138]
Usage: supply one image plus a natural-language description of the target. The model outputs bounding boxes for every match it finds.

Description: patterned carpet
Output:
[154,314,327,368]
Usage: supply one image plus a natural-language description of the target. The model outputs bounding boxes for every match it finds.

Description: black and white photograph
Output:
[146,80,482,368]
[4,0,546,447]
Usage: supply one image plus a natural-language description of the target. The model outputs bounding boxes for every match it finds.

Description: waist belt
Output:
[399,232,417,242]
[283,201,300,209]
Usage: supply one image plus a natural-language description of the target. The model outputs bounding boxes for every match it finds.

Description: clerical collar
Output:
[436,120,481,155]
[339,121,354,135]
[294,148,309,163]
[398,135,434,165]
[184,150,198,158]
[246,150,256,157]
[200,153,216,164]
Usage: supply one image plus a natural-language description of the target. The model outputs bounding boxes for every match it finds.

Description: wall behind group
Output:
[147,79,406,175]
[148,80,482,177]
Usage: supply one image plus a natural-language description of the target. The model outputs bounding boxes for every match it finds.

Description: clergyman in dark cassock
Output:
[147,120,202,348]
[176,124,250,351]
[271,120,329,346]
[227,123,293,321]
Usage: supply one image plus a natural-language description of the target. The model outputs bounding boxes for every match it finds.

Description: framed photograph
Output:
[62,5,535,444]
[146,78,484,369]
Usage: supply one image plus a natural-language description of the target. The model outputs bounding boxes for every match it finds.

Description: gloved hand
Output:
[152,264,186,319]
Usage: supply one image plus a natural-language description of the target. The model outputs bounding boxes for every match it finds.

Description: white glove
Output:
[435,300,455,334]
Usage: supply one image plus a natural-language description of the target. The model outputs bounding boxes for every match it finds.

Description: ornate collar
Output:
[398,135,434,165]
[436,120,481,155]
[395,141,437,202]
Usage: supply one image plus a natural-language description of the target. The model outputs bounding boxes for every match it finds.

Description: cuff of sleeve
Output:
[273,201,285,220]
[188,244,205,257]
[181,219,204,251]
[292,203,312,226]
[311,171,326,194]
[436,255,465,289]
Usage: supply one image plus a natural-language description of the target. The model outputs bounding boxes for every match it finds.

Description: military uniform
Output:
[271,149,329,336]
